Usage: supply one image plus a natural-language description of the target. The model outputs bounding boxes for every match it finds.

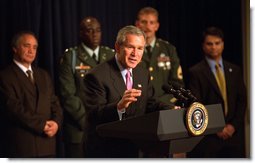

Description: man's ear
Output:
[115,43,120,53]
[155,22,160,31]
[135,20,139,27]
[12,47,17,53]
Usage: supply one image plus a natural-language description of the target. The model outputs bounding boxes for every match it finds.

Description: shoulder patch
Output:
[177,65,183,80]
[102,46,115,52]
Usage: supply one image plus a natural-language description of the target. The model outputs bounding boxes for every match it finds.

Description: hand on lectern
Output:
[173,106,182,110]
[217,124,235,140]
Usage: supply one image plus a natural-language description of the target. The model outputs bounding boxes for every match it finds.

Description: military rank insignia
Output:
[157,53,171,70]
[186,102,208,136]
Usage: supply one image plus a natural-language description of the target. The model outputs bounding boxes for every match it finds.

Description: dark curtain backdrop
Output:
[0,0,243,86]
[0,0,244,157]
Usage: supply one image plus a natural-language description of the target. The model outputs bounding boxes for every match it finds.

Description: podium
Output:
[96,104,225,156]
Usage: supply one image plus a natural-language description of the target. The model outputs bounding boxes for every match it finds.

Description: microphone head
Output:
[168,81,183,90]
[162,84,175,94]
[168,81,198,103]
[162,84,188,102]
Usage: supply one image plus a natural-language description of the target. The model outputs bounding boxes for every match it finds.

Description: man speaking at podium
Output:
[82,25,175,158]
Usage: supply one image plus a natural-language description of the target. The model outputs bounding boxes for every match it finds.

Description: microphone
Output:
[168,81,198,103]
[162,84,189,103]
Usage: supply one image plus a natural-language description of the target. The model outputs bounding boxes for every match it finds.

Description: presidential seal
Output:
[186,102,208,136]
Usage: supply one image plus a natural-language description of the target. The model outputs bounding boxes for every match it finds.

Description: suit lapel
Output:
[202,60,222,98]
[223,61,232,102]
[131,67,144,116]
[33,67,44,96]
[109,59,126,97]
[11,63,36,96]
[108,59,144,117]
[132,67,144,91]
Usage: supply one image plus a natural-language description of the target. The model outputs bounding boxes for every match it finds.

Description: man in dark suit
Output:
[187,27,247,157]
[0,31,63,157]
[58,16,114,157]
[83,25,175,158]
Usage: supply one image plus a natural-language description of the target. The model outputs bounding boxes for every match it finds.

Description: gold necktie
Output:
[215,63,228,115]
[26,70,34,84]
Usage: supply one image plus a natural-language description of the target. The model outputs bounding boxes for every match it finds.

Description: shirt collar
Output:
[13,59,32,74]
[147,37,156,48]
[82,43,99,57]
[205,56,224,70]
[115,55,133,76]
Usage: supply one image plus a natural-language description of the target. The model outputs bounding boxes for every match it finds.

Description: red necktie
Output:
[126,70,132,90]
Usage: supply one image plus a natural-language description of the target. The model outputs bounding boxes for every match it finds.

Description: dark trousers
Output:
[64,142,85,158]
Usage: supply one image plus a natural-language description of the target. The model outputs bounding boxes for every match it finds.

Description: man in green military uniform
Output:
[58,16,115,157]
[136,7,184,105]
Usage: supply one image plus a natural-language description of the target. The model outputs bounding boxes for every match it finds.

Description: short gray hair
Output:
[12,31,37,48]
[115,25,146,45]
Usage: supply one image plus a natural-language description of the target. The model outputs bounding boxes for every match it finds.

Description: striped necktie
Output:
[26,70,34,84]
